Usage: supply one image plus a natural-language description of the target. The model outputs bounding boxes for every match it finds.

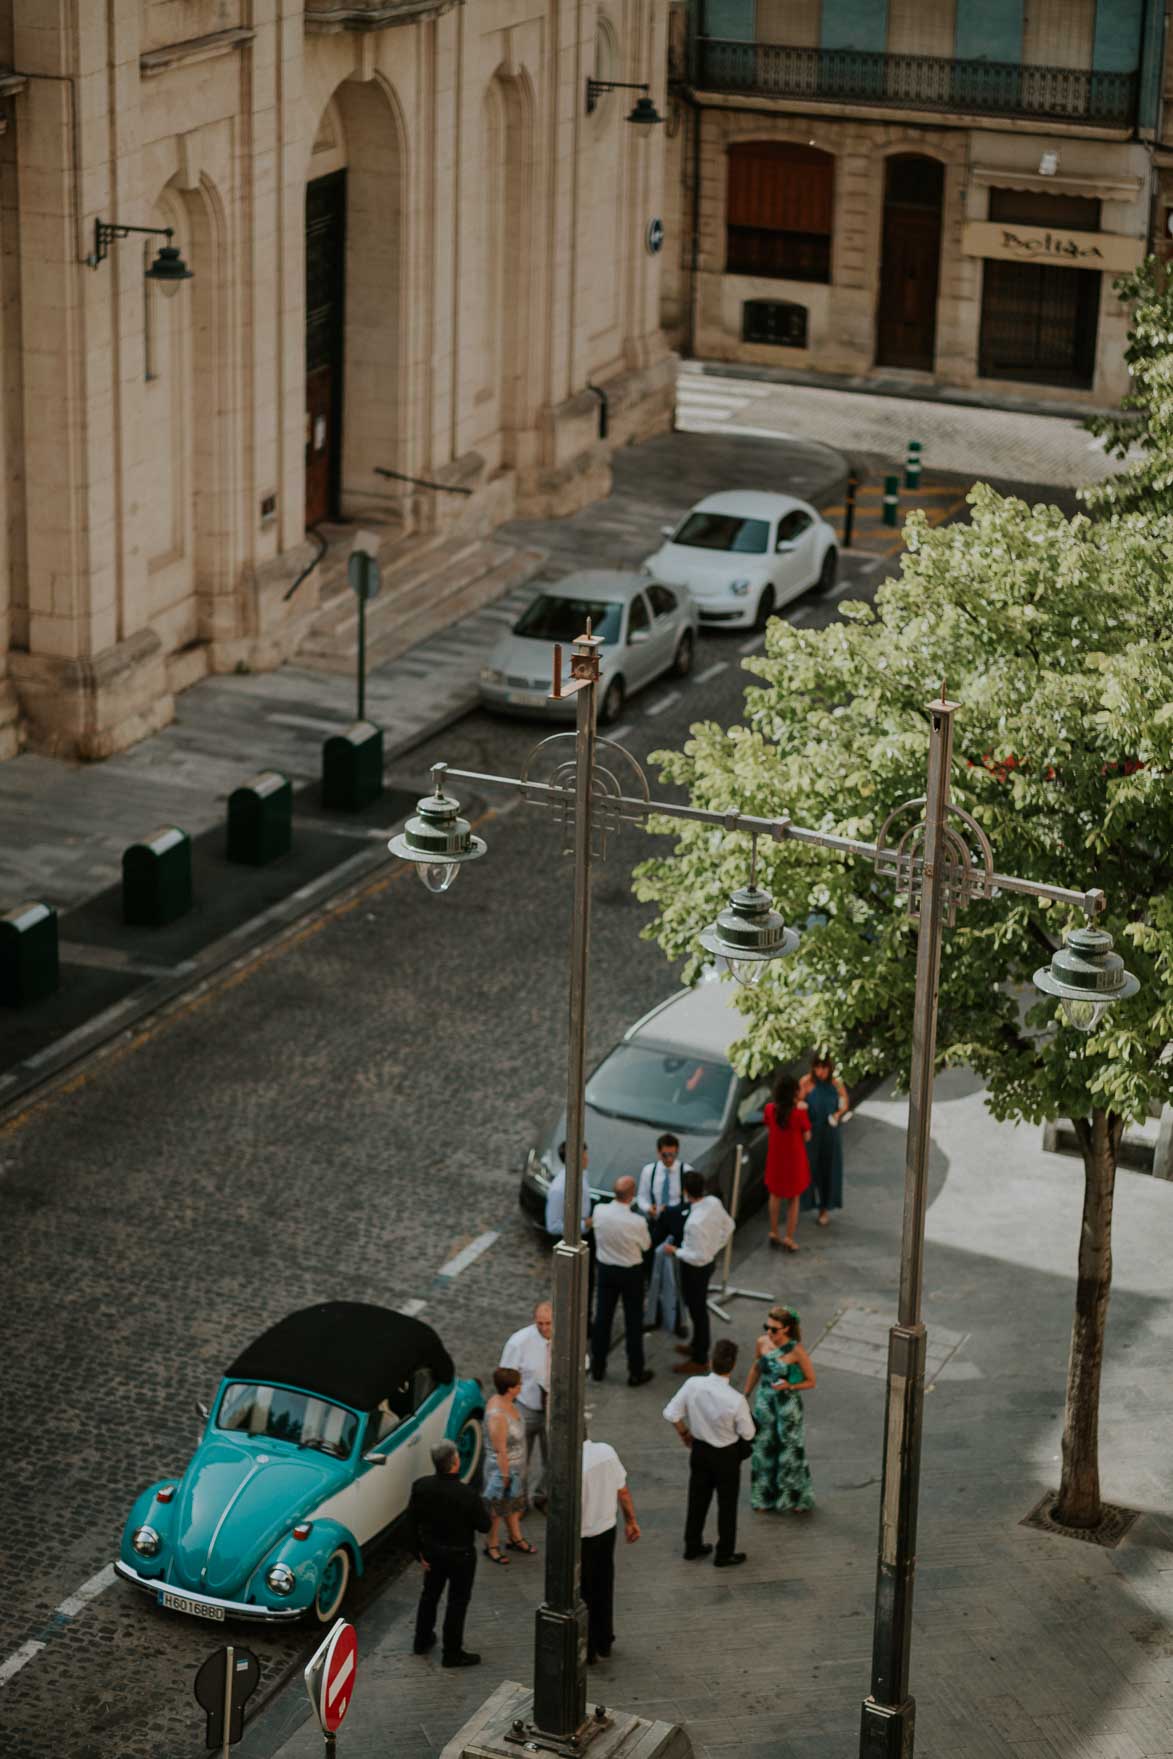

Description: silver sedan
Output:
[478,570,699,726]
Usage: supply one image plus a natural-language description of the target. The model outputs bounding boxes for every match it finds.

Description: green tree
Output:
[634,486,1173,1529]
[1081,256,1173,519]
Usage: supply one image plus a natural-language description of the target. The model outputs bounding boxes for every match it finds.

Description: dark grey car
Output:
[519,977,794,1229]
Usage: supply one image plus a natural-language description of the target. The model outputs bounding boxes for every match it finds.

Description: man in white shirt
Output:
[500,1300,552,1509]
[662,1337,754,1567]
[665,1170,735,1374]
[580,1428,640,1664]
[590,1177,654,1387]
[638,1133,693,1337]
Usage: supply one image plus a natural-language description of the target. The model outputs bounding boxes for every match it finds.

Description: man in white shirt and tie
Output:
[590,1177,654,1386]
[580,1424,640,1664]
[665,1170,735,1374]
[662,1337,754,1566]
[637,1134,692,1337]
[500,1300,552,1510]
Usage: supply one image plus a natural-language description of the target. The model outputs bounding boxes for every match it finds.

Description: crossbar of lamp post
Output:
[404,680,1132,1758]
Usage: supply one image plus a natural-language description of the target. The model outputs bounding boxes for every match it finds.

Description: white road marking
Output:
[675,417,803,444]
[693,661,728,686]
[644,691,681,717]
[739,634,765,655]
[397,1298,427,1318]
[327,1649,356,1706]
[0,1641,47,1688]
[605,723,633,744]
[436,1231,499,1280]
[267,711,349,734]
[55,1563,116,1620]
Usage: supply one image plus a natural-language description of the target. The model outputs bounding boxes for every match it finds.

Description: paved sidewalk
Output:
[0,429,844,913]
[240,1071,1173,1759]
[677,363,1127,490]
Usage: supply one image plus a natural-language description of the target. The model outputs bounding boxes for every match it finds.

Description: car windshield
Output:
[216,1383,359,1458]
[671,512,769,555]
[585,1044,734,1134]
[513,595,623,644]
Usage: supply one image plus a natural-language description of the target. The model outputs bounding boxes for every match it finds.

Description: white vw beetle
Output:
[641,489,838,631]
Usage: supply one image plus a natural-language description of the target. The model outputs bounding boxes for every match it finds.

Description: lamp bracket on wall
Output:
[86,218,194,287]
[585,78,663,127]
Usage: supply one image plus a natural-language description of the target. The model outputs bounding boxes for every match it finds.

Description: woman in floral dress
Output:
[745,1305,816,1512]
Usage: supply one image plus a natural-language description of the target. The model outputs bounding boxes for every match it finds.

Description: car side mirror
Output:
[775,539,797,553]
[629,627,650,645]
[363,1451,388,1466]
[661,524,675,538]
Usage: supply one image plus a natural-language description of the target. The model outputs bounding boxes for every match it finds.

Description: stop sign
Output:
[304,1619,358,1736]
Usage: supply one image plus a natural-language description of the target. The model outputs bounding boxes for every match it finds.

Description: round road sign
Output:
[305,1618,358,1736]
[646,217,665,256]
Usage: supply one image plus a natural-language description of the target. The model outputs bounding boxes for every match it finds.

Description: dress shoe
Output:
[594,1645,612,1659]
[714,1552,747,1568]
[413,1634,436,1655]
[683,1543,713,1560]
[672,1359,708,1375]
[627,1368,655,1387]
[442,1651,482,1668]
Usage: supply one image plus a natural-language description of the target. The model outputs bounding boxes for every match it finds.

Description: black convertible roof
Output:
[226,1302,454,1411]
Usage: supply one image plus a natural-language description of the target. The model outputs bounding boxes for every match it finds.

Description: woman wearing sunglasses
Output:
[744,1306,815,1513]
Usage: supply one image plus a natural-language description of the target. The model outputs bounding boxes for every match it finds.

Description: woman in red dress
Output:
[763,1072,811,1253]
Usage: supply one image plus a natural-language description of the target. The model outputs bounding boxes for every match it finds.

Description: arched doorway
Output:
[305,80,405,530]
[875,155,944,372]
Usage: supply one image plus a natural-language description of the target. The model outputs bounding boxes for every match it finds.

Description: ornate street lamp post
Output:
[392,663,1137,1757]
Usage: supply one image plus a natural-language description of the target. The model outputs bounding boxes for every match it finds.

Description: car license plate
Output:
[160,1589,224,1621]
[506,691,541,706]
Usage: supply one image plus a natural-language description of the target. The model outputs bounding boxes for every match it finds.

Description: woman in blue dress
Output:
[799,1055,849,1226]
[744,1306,815,1512]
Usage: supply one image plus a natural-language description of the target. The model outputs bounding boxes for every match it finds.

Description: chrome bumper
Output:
[114,1558,305,1622]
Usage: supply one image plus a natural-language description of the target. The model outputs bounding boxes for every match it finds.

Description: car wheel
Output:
[672,630,695,678]
[600,675,625,726]
[753,585,776,632]
[456,1415,484,1485]
[817,547,838,593]
[313,1547,351,1624]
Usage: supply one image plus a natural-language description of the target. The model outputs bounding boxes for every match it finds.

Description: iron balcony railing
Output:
[691,38,1137,128]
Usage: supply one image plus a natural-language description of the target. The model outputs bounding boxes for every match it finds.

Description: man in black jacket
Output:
[408,1438,490,1667]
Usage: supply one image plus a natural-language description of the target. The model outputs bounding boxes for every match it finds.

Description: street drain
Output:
[1020,1490,1140,1549]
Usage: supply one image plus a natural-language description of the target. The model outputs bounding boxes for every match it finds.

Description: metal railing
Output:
[691,37,1137,127]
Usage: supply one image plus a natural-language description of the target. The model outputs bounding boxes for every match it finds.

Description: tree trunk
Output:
[1054,1109,1120,1529]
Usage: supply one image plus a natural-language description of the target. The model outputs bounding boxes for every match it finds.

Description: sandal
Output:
[768,1235,784,1250]
[483,1546,509,1565]
[817,1213,830,1228]
[782,1238,799,1253]
[506,1539,539,1555]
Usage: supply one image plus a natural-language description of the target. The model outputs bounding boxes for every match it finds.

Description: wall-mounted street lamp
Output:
[585,77,663,130]
[86,219,193,293]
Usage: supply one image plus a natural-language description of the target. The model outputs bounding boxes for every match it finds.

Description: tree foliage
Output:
[634,487,1173,1132]
[1081,256,1173,519]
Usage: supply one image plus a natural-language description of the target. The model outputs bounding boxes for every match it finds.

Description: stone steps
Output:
[297,534,548,675]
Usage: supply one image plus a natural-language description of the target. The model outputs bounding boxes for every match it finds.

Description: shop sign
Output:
[961,220,1143,273]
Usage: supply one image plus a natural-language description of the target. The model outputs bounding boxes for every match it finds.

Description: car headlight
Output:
[132,1525,161,1558]
[266,1563,296,1596]
[480,667,505,686]
[729,579,752,596]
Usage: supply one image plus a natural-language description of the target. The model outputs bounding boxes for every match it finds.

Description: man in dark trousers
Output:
[590,1176,654,1386]
[662,1337,754,1566]
[665,1169,735,1374]
[408,1439,490,1667]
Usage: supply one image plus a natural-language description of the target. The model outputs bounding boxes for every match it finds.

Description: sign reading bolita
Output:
[961,220,1143,274]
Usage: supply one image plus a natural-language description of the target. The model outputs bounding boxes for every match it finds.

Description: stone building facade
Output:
[663,1,1165,410]
[0,1,673,760]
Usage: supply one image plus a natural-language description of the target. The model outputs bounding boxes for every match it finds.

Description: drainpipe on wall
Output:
[587,383,609,440]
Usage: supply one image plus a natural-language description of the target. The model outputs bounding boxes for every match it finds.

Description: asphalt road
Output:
[0,552,882,1759]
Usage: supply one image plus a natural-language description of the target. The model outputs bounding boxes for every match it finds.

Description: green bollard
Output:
[904,439,922,491]
[883,474,900,528]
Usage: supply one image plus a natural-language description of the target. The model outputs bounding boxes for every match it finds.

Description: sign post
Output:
[347,532,381,723]
[305,1618,358,1756]
[193,1645,260,1754]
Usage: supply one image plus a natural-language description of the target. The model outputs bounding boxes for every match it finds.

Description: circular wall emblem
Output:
[646,217,665,256]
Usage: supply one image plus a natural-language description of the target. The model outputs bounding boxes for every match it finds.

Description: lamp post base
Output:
[442,1681,693,1759]
[532,1602,588,1738]
[860,1696,916,1758]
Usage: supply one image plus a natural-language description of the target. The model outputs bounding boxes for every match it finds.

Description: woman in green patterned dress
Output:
[745,1305,816,1512]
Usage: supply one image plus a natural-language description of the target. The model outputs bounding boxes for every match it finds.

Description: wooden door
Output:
[305,171,346,529]
[876,157,944,373]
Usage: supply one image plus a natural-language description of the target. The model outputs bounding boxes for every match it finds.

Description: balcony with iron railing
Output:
[689,37,1137,129]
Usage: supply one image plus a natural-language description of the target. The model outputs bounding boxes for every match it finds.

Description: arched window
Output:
[726,141,834,283]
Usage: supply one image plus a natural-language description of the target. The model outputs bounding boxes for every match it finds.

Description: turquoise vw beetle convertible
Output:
[115,1302,484,1624]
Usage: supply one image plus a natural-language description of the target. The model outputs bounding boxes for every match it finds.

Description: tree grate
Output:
[1020,1490,1141,1549]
